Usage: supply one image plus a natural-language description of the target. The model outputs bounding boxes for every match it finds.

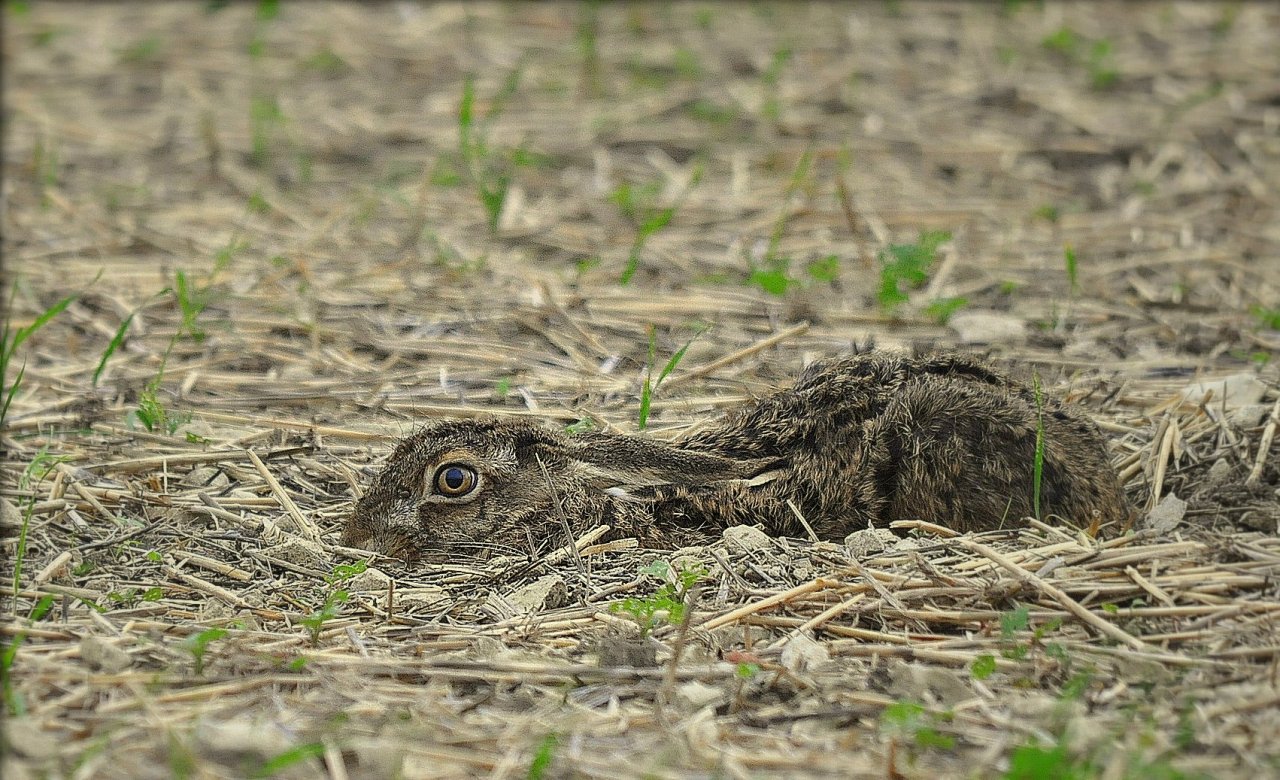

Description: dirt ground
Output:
[3,2,1279,778]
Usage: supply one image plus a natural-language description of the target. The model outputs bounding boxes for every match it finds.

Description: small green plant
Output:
[1003,738,1091,780]
[1041,27,1119,90]
[248,93,285,168]
[1033,204,1061,223]
[760,45,793,121]
[576,3,602,97]
[253,742,325,778]
[117,35,162,65]
[564,418,596,435]
[970,653,997,680]
[2,286,77,428]
[879,700,956,751]
[999,605,1033,660]
[614,163,703,285]
[300,562,367,645]
[611,561,707,637]
[748,149,813,296]
[1251,306,1280,330]
[2,595,56,715]
[638,327,701,430]
[1032,373,1045,520]
[1063,244,1079,298]
[923,296,968,325]
[183,628,229,675]
[131,268,220,434]
[458,67,527,233]
[246,0,279,59]
[527,732,559,780]
[93,305,141,387]
[877,230,951,313]
[12,449,67,595]
[806,255,840,283]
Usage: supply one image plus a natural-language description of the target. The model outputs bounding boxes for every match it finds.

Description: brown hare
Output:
[340,352,1131,562]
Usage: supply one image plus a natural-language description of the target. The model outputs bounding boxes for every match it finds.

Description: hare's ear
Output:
[566,433,782,489]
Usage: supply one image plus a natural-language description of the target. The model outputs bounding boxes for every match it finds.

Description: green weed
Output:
[970,653,997,680]
[92,293,166,386]
[880,700,956,751]
[877,230,951,313]
[615,163,703,285]
[1003,739,1091,779]
[1251,306,1280,330]
[747,149,813,295]
[1032,374,1045,520]
[1063,244,1079,297]
[11,452,69,594]
[2,286,77,428]
[117,35,163,65]
[611,561,707,637]
[527,732,559,780]
[760,45,793,121]
[638,327,701,430]
[249,94,285,168]
[253,742,324,778]
[564,418,596,435]
[576,2,602,97]
[924,296,968,325]
[183,628,229,675]
[300,562,367,646]
[1033,204,1061,223]
[1042,27,1119,90]
[2,595,56,715]
[458,67,526,233]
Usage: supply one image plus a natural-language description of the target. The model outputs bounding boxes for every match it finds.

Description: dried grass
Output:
[3,2,1279,778]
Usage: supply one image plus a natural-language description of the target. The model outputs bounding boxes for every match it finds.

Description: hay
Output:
[4,3,1279,777]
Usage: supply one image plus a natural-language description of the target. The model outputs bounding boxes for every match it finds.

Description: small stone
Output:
[675,680,728,710]
[844,528,900,557]
[1227,404,1270,429]
[395,586,447,609]
[721,524,774,552]
[596,635,657,668]
[505,574,567,613]
[4,718,62,759]
[345,568,392,593]
[196,718,302,765]
[1204,459,1233,486]
[949,310,1027,345]
[260,538,326,570]
[79,635,132,672]
[1181,374,1266,410]
[779,632,830,673]
[180,466,229,489]
[887,661,970,706]
[1143,492,1187,534]
[0,497,21,527]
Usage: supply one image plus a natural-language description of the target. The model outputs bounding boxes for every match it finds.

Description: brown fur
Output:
[340,353,1131,561]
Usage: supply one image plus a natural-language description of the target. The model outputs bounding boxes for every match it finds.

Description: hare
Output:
[340,352,1132,562]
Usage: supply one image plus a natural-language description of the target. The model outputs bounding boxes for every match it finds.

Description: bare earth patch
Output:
[3,3,1278,778]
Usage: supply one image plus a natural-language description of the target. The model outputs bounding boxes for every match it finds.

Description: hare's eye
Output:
[434,464,477,497]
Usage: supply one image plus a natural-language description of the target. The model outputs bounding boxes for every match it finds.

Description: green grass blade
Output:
[656,329,702,387]
[1063,243,1079,295]
[92,311,137,387]
[10,292,77,354]
[1032,373,1045,520]
[638,327,656,429]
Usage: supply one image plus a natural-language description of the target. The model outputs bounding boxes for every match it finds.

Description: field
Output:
[3,2,1279,778]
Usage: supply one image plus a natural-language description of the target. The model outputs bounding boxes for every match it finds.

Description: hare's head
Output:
[340,418,780,562]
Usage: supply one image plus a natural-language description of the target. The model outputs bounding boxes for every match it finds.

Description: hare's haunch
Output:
[341,353,1131,561]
